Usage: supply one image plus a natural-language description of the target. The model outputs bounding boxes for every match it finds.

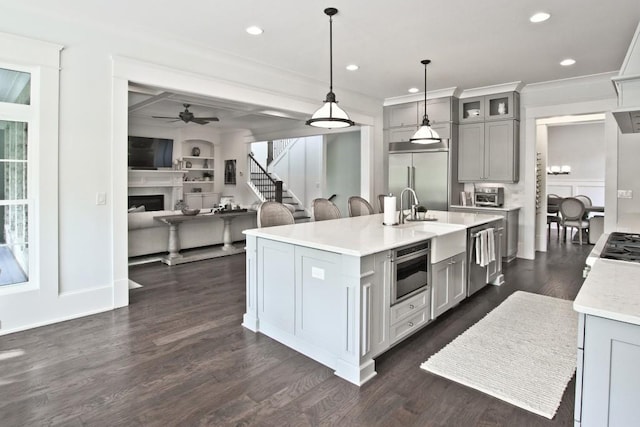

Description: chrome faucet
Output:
[399,187,419,224]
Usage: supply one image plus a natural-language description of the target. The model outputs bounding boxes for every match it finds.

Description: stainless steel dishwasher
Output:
[467,220,503,296]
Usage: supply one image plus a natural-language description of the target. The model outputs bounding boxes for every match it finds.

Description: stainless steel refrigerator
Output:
[388,147,458,211]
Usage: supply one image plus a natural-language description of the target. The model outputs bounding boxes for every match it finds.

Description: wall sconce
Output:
[547,165,571,175]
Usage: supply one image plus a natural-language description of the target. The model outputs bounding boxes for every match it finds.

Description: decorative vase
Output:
[191,147,201,157]
[185,161,192,168]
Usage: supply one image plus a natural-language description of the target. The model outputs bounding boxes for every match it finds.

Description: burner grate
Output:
[600,232,640,263]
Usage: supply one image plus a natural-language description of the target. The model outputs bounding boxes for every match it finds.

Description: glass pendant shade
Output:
[411,118,441,143]
[306,8,354,129]
[410,59,441,144]
[307,92,353,128]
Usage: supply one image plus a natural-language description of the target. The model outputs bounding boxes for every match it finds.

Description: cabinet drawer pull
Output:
[408,321,414,327]
[409,304,415,309]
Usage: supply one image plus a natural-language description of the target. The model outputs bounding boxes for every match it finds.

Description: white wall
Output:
[0,3,383,333]
[547,122,606,205]
[270,136,323,211]
[325,131,362,216]
[250,141,268,169]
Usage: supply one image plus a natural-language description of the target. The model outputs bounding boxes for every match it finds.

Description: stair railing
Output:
[248,154,283,203]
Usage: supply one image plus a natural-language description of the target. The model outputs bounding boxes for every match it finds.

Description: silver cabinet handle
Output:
[408,322,414,327]
[409,304,415,309]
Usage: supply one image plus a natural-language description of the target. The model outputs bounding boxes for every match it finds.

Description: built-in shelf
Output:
[181,156,214,161]
[181,168,214,172]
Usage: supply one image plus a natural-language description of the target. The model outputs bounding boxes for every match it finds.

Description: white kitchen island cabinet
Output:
[574,258,640,426]
[243,212,503,386]
[244,236,394,385]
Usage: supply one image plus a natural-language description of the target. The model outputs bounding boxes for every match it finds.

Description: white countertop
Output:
[449,204,521,212]
[585,233,609,267]
[574,258,640,326]
[244,210,503,256]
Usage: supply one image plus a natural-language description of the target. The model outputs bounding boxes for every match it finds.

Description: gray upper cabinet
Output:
[485,92,519,121]
[459,92,520,123]
[458,119,519,182]
[385,97,458,143]
[417,97,458,124]
[385,103,419,128]
[459,96,485,123]
[458,123,485,181]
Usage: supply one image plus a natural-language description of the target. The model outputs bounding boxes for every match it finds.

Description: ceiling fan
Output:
[152,104,220,125]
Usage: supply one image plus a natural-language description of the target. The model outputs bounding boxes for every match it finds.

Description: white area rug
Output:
[128,279,143,289]
[420,291,577,419]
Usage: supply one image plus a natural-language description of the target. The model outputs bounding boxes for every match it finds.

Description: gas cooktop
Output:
[600,232,640,263]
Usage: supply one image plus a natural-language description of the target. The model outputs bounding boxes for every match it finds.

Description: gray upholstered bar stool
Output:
[348,196,374,217]
[312,198,341,221]
[257,201,295,228]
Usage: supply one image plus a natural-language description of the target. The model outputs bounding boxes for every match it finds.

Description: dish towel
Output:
[475,228,496,267]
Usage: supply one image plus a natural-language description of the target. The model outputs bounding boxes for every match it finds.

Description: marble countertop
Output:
[574,258,640,326]
[449,204,521,212]
[244,210,503,256]
[585,233,609,267]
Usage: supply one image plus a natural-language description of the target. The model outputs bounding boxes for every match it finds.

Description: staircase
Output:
[248,154,309,222]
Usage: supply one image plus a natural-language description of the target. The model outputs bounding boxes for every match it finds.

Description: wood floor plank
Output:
[0,234,589,426]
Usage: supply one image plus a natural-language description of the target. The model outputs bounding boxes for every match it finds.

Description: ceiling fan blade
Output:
[190,118,210,125]
[152,115,180,119]
[196,117,220,121]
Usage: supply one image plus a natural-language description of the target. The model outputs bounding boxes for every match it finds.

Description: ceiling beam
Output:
[128,91,172,113]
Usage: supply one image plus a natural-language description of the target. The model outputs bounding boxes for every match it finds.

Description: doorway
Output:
[536,113,607,252]
[112,58,376,309]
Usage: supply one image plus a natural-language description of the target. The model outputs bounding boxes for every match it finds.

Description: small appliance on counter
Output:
[474,187,504,207]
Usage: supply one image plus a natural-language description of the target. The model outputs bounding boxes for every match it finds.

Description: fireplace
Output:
[128,194,164,211]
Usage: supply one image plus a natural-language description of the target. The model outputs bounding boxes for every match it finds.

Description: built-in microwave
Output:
[392,241,430,305]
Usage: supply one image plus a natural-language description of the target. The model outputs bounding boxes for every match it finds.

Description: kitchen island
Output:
[243,210,503,385]
[574,250,640,426]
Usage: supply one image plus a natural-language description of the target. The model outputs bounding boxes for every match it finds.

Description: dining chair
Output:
[257,201,295,228]
[547,194,562,241]
[377,194,386,213]
[312,198,341,221]
[574,194,593,220]
[348,196,374,217]
[560,197,589,245]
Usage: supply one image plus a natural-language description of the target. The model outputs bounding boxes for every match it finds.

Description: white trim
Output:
[459,81,525,98]
[383,87,462,106]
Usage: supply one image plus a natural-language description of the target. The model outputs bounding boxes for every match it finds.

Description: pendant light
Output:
[306,7,354,129]
[410,59,441,144]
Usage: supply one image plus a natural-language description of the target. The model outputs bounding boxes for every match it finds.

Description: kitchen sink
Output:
[397,221,466,263]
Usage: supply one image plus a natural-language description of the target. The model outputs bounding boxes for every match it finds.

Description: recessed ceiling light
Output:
[246,26,263,35]
[346,64,359,71]
[408,87,419,93]
[530,12,551,23]
[560,58,576,66]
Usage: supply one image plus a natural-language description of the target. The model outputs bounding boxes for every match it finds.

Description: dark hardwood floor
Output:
[0,231,591,426]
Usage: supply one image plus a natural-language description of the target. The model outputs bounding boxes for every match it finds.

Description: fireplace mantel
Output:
[128,170,185,210]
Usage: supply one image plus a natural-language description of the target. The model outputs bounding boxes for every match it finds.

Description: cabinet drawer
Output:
[390,290,429,323]
[390,309,429,344]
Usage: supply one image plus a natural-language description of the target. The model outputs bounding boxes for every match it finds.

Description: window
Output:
[0,68,31,286]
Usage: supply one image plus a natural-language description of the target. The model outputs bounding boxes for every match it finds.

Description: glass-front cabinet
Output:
[459,92,519,123]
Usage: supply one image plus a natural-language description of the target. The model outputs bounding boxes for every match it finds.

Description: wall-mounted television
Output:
[128,136,174,169]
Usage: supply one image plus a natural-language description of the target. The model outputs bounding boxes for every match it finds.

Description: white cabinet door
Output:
[431,258,451,319]
[257,239,295,334]
[450,252,467,305]
[581,315,640,426]
[294,246,344,355]
[431,252,467,319]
